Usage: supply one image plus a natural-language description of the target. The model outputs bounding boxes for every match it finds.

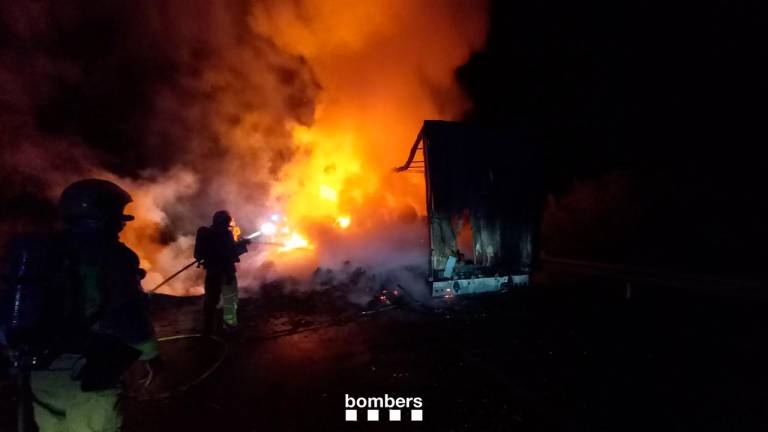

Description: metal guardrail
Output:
[540,255,768,299]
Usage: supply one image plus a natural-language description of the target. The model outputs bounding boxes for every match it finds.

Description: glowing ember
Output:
[336,215,351,229]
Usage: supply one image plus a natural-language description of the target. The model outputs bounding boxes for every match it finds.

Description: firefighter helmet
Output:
[59,179,134,222]
[212,210,232,228]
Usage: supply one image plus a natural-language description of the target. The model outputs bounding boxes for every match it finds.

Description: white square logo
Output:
[344,394,423,422]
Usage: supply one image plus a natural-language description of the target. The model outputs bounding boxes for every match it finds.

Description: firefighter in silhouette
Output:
[194,210,250,335]
[2,179,159,432]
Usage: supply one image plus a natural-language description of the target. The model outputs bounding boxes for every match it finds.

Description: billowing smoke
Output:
[0,0,488,296]
[0,0,319,293]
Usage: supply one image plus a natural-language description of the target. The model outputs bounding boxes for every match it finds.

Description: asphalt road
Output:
[3,268,767,431]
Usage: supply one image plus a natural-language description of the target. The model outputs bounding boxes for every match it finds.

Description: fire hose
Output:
[125,333,228,401]
[12,350,34,432]
[148,233,287,293]
[128,304,401,401]
[136,230,407,401]
[149,260,199,293]
[132,229,315,399]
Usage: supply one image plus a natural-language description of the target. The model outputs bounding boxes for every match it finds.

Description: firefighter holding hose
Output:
[2,179,160,432]
[194,210,251,335]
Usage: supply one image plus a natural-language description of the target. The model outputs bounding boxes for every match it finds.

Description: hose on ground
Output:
[125,334,227,401]
[126,305,399,401]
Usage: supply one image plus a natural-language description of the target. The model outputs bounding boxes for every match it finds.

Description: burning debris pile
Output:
[308,264,416,311]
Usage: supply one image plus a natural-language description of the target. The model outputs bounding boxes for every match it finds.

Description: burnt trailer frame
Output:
[397,120,543,297]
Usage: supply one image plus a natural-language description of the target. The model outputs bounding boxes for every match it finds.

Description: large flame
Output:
[255,0,488,245]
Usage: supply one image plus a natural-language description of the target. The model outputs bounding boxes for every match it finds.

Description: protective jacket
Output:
[194,226,248,274]
[2,231,157,389]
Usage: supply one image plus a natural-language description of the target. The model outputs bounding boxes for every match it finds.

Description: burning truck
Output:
[397,120,543,297]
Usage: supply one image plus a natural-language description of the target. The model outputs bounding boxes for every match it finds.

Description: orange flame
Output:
[255,0,488,244]
[279,232,312,252]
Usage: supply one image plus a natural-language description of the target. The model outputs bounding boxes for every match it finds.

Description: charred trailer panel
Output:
[397,121,543,297]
